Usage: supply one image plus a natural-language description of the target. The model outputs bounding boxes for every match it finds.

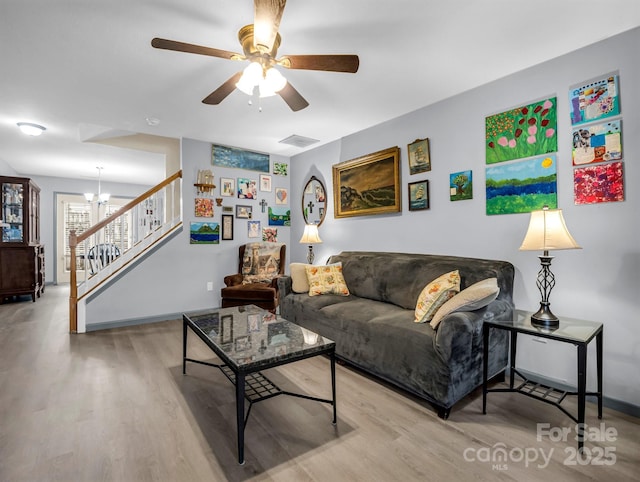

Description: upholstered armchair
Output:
[221,242,286,312]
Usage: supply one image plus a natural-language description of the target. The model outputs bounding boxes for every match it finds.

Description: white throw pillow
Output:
[290,262,310,293]
[429,278,500,329]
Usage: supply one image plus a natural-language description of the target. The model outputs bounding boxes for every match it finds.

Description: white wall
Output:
[288,28,639,408]
[84,139,291,326]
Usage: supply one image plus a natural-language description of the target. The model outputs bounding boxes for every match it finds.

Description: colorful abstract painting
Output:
[189,222,219,244]
[262,227,278,242]
[268,207,290,226]
[194,198,214,217]
[450,170,473,201]
[237,178,257,199]
[574,162,624,205]
[486,97,557,164]
[569,75,620,126]
[572,120,622,166]
[486,156,557,215]
[273,162,288,176]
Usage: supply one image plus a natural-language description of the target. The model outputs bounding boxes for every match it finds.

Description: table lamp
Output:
[299,224,322,264]
[519,206,581,328]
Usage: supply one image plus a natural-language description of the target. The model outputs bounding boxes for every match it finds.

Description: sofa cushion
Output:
[242,242,283,284]
[290,262,310,293]
[414,270,460,322]
[306,262,350,296]
[429,278,500,329]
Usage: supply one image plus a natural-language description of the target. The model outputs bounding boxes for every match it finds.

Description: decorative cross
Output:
[260,199,268,213]
[306,201,314,213]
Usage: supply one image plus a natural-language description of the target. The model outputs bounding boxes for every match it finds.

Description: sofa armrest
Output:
[434,299,513,362]
[277,275,293,298]
[224,273,243,287]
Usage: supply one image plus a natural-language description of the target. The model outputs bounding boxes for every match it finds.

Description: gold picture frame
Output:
[332,146,401,218]
[407,138,431,175]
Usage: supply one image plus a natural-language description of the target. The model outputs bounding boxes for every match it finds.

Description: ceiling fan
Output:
[151,0,359,111]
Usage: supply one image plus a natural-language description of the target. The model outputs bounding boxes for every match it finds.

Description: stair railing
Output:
[69,170,182,332]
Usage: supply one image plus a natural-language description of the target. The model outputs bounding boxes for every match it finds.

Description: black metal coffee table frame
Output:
[183,311,337,465]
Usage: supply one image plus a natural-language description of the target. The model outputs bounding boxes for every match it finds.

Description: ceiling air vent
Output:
[278,134,320,148]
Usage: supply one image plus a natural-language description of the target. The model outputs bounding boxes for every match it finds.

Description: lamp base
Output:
[530,303,559,328]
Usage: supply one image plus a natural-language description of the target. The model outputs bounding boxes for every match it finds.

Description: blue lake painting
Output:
[485,155,557,215]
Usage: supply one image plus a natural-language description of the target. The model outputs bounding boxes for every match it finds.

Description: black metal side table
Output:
[482,309,603,450]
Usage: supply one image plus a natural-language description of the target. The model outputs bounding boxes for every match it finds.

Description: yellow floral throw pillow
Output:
[305,262,350,297]
[414,270,460,323]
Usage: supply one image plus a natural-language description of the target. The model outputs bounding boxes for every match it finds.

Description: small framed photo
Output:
[259,174,272,192]
[235,335,250,352]
[275,187,288,205]
[248,220,261,238]
[221,315,233,344]
[408,138,431,175]
[408,180,429,211]
[222,214,234,240]
[236,205,252,219]
[220,177,235,197]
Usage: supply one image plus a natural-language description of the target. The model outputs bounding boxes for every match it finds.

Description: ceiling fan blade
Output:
[253,0,287,53]
[278,82,309,112]
[202,72,243,105]
[151,37,241,60]
[279,54,359,73]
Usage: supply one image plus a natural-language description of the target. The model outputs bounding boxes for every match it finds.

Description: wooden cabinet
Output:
[0,176,44,302]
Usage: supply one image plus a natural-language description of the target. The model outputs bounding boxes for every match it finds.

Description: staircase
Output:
[69,170,182,333]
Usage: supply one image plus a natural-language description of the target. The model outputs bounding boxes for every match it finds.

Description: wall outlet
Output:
[206,281,213,291]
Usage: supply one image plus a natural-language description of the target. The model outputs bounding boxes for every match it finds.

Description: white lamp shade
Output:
[299,224,322,244]
[519,208,581,251]
[99,192,110,203]
[84,193,94,202]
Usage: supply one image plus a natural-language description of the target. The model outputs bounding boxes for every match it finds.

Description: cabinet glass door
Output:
[2,182,24,243]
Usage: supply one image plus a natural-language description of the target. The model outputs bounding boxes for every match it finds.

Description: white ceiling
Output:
[1,0,639,185]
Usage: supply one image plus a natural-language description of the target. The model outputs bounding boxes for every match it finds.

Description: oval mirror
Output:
[302,176,327,226]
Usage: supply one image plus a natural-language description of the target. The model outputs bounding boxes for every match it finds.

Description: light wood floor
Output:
[1,285,638,481]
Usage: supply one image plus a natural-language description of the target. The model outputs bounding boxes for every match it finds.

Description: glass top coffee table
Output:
[182,305,336,464]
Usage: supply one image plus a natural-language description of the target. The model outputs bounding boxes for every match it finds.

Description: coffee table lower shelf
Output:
[184,357,336,429]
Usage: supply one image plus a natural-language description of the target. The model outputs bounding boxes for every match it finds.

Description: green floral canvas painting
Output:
[486,97,557,164]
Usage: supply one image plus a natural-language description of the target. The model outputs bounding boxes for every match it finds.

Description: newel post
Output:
[69,229,78,333]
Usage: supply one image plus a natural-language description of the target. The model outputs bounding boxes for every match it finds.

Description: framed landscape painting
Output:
[332,146,401,218]
[212,144,269,172]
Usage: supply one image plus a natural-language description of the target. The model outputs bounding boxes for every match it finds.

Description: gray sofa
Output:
[277,251,515,419]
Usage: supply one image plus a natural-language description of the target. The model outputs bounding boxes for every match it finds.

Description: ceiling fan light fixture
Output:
[259,67,287,97]
[236,62,263,95]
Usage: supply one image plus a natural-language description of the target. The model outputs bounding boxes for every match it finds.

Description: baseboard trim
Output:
[85,312,182,332]
[514,368,640,419]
